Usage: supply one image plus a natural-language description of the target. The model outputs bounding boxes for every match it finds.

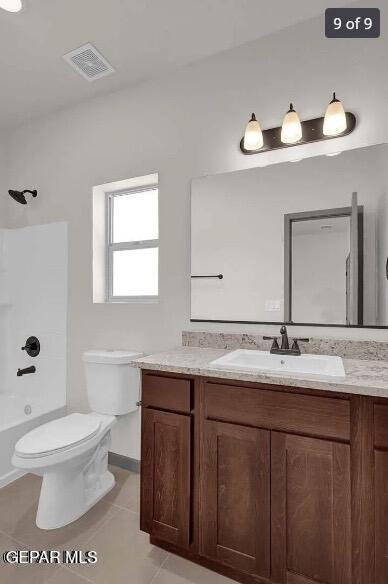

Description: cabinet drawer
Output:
[203,381,350,441]
[142,373,192,413]
[374,403,388,448]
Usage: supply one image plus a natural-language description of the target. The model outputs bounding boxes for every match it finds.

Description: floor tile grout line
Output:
[80,503,122,547]
[108,501,139,514]
[61,565,96,584]
[0,479,139,547]
[0,501,120,551]
[149,552,171,584]
[61,558,101,581]
[0,502,121,554]
[64,504,129,579]
[0,476,140,579]
[0,526,30,549]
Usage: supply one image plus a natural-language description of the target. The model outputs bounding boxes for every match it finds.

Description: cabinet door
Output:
[140,408,191,548]
[375,450,388,583]
[271,432,351,584]
[200,420,270,578]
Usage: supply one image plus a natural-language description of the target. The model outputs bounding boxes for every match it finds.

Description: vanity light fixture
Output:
[281,103,302,145]
[243,113,263,151]
[323,92,347,136]
[239,92,356,155]
[0,0,22,12]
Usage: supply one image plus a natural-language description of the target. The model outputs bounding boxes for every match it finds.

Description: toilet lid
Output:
[15,413,101,457]
[83,350,143,364]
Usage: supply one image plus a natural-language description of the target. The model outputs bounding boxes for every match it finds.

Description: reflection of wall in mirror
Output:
[291,218,349,325]
[191,143,388,326]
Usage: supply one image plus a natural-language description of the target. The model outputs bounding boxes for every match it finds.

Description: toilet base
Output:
[35,431,115,530]
[36,469,115,530]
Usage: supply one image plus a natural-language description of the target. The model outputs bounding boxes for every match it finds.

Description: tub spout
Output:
[17,366,36,377]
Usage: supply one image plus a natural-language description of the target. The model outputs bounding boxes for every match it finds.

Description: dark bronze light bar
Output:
[240,111,356,155]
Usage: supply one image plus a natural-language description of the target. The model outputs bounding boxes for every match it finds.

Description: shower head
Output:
[8,189,37,205]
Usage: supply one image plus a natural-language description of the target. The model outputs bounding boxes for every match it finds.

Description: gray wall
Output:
[0,140,7,228]
[2,6,388,458]
[292,223,349,324]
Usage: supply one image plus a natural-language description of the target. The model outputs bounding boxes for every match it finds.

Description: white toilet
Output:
[12,350,142,530]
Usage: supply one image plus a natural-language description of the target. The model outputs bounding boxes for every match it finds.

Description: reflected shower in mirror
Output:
[191,143,388,327]
[286,209,357,325]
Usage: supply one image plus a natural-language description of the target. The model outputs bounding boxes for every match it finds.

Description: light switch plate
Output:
[265,300,281,312]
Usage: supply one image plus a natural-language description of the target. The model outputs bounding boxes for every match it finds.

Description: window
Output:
[106,185,159,302]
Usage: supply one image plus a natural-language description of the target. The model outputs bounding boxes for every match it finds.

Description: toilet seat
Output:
[15,413,101,459]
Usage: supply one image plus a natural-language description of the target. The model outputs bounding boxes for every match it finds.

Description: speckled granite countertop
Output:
[131,346,388,399]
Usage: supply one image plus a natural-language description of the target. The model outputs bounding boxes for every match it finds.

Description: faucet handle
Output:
[291,338,309,354]
[293,337,309,343]
[263,336,280,351]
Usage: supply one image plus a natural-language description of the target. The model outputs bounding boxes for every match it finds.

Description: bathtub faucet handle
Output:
[20,336,40,357]
[22,341,36,351]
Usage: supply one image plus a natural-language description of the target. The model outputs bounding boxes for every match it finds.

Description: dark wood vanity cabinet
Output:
[140,374,193,548]
[375,450,388,584]
[140,370,386,584]
[201,421,270,578]
[374,404,388,584]
[271,433,352,584]
[140,408,191,548]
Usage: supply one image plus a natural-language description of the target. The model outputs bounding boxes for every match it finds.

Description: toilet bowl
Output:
[12,350,142,530]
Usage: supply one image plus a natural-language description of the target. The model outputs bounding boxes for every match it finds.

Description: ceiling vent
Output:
[63,43,115,82]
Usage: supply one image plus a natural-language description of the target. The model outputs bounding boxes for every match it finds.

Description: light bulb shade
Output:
[281,104,302,144]
[323,93,347,136]
[0,0,22,11]
[243,114,263,151]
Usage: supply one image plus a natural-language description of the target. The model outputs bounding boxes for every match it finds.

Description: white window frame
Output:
[106,184,159,303]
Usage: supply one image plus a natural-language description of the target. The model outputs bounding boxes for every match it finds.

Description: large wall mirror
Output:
[191,143,388,328]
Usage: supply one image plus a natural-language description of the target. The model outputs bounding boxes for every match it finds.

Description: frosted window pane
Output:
[113,190,158,243]
[112,248,158,297]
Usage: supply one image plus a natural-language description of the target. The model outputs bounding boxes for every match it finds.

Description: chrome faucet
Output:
[263,325,309,356]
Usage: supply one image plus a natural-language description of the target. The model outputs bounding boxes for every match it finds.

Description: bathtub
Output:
[0,394,66,487]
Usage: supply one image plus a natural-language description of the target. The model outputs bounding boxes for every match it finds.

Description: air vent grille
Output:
[63,43,115,82]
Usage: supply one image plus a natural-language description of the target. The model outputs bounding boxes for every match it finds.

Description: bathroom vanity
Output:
[136,121,388,584]
[136,345,388,584]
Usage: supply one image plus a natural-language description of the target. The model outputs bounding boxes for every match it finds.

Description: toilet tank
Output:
[82,350,143,415]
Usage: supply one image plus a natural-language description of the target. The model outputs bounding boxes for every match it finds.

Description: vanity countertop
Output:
[131,346,388,399]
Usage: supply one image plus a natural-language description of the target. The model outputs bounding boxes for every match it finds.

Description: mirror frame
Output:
[283,204,364,327]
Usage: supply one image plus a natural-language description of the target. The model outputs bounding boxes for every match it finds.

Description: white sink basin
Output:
[209,349,346,380]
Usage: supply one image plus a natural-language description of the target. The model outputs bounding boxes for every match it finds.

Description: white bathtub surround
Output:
[0,222,68,487]
[0,230,10,392]
[12,350,141,529]
[3,222,68,403]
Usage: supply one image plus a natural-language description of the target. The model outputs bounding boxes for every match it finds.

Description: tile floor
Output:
[0,466,234,584]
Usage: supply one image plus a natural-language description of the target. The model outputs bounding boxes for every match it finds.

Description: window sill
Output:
[107,296,159,304]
